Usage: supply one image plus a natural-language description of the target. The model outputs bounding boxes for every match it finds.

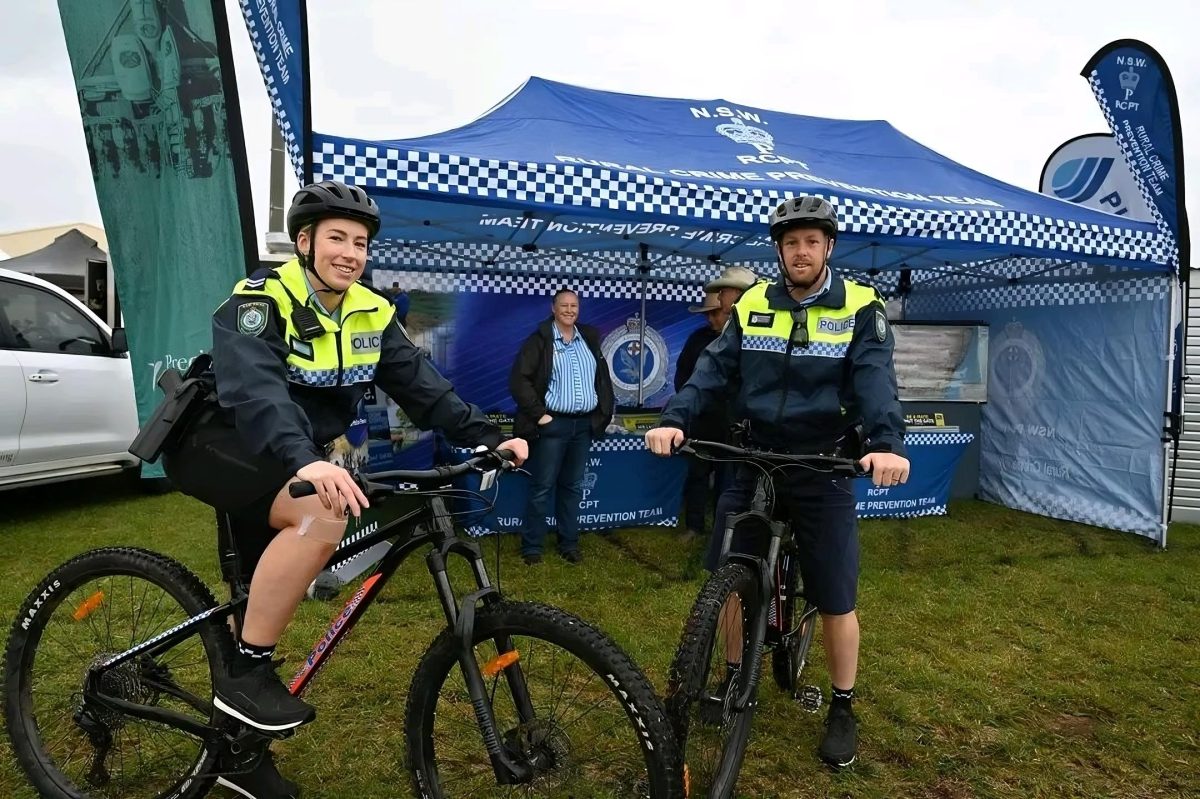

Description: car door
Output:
[0,299,28,469]
[0,277,137,467]
[0,339,25,468]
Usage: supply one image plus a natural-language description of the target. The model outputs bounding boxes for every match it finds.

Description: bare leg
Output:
[821,610,859,690]
[239,483,347,647]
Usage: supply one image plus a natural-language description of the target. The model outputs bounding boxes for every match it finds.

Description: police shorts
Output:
[162,408,293,527]
[706,467,859,615]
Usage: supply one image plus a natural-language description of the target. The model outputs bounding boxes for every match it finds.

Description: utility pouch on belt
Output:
[128,354,216,464]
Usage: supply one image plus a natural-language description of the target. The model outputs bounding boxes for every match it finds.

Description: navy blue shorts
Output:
[705,467,859,615]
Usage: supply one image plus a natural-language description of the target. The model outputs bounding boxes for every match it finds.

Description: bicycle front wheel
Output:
[4,547,234,799]
[405,600,682,798]
[666,563,760,799]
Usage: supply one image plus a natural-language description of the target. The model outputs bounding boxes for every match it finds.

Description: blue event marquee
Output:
[240,2,1177,543]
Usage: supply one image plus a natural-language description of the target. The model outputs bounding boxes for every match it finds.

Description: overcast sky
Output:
[2,0,1195,247]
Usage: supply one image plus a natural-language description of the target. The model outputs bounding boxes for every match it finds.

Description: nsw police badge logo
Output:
[874,310,888,343]
[601,315,668,405]
[237,302,269,336]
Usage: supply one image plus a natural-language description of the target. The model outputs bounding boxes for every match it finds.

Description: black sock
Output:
[831,685,854,709]
[233,639,276,677]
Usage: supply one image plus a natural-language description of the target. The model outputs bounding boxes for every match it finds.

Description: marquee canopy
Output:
[302,77,1171,283]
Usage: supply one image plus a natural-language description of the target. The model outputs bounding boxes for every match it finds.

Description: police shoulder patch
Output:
[874,309,888,343]
[237,301,270,336]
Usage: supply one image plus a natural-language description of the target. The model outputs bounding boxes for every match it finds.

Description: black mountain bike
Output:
[665,438,864,798]
[4,452,683,799]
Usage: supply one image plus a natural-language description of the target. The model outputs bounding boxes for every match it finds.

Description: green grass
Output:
[1,476,1198,798]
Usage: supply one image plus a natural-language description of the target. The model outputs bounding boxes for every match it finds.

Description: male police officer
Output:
[647,195,909,768]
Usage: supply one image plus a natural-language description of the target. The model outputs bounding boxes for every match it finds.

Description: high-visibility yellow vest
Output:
[233,259,394,387]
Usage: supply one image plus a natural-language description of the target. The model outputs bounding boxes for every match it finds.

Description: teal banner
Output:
[58,0,257,476]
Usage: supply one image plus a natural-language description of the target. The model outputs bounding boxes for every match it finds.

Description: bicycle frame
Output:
[714,488,789,714]
[683,439,862,714]
[83,469,541,785]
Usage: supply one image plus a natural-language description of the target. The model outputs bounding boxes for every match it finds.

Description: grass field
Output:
[1,476,1197,798]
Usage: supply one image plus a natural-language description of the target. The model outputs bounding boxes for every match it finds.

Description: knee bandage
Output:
[296,513,349,545]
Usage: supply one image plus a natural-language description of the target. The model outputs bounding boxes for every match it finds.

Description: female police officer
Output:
[165,180,527,797]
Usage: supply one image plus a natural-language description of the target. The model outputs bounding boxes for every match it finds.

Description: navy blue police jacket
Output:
[659,273,907,458]
[211,261,500,474]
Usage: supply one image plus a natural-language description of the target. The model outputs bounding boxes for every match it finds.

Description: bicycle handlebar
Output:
[288,449,517,499]
[677,438,868,478]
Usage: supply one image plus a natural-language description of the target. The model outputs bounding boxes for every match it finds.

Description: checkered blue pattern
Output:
[793,342,849,359]
[286,364,377,386]
[741,337,853,359]
[905,432,975,446]
[594,434,653,452]
[451,434,649,458]
[908,258,1103,290]
[863,504,948,518]
[980,479,1161,538]
[314,138,1172,266]
[369,239,760,290]
[742,335,787,354]
[1086,70,1180,270]
[287,365,339,387]
[908,274,1171,315]
[369,266,703,303]
[343,364,377,384]
[238,0,303,181]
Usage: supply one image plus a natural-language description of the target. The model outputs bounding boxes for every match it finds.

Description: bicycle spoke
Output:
[12,558,221,799]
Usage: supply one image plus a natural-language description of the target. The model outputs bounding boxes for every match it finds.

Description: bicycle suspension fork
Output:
[426,529,534,784]
[732,520,788,713]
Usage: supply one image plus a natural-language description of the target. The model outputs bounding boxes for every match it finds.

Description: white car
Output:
[0,267,140,490]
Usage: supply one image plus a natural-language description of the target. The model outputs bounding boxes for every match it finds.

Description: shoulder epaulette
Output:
[242,267,280,291]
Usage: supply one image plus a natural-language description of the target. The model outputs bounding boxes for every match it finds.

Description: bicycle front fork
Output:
[426,535,536,784]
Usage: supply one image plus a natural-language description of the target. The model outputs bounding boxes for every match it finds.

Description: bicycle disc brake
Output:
[502,719,573,784]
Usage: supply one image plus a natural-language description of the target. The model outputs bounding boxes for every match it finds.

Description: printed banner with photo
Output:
[58,0,257,476]
[363,276,724,473]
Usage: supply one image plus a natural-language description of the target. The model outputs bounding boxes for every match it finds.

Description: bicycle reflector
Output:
[72,591,105,622]
[481,650,520,678]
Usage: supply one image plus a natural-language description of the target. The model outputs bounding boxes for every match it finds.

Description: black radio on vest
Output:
[291,305,325,341]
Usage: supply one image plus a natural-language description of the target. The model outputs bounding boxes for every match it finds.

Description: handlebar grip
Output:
[289,481,318,498]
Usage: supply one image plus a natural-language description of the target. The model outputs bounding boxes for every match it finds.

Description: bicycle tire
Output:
[405,600,683,798]
[666,563,760,799]
[4,547,234,799]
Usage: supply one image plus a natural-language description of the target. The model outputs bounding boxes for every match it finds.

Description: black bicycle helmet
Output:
[286,180,381,240]
[769,195,838,242]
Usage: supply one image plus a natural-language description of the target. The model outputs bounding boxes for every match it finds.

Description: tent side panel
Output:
[908,268,1170,539]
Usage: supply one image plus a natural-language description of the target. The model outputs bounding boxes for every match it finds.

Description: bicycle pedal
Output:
[796,684,823,713]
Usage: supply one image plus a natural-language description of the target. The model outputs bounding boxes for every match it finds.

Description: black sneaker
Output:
[818,703,858,767]
[522,553,543,565]
[561,550,583,564]
[698,666,738,726]
[216,749,300,798]
[213,660,316,732]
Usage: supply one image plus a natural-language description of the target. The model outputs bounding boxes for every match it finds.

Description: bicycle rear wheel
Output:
[770,554,820,705]
[666,563,760,799]
[405,600,682,798]
[4,547,234,799]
